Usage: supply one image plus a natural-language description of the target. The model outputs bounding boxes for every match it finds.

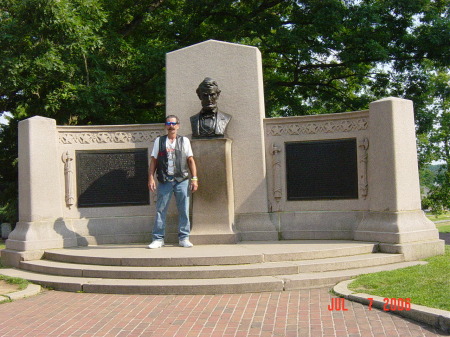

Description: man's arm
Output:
[187,156,198,192]
[148,157,158,192]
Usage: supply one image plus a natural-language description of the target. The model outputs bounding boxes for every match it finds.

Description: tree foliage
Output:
[420,70,450,213]
[0,0,449,222]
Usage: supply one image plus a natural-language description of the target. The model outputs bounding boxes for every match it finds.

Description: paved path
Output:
[0,287,446,337]
[439,232,450,245]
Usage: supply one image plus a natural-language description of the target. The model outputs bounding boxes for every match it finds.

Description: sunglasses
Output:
[165,122,178,126]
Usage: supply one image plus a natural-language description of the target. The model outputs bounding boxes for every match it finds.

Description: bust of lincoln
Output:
[190,77,232,138]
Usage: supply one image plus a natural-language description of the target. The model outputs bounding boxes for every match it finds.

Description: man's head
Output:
[196,77,221,111]
[165,115,180,135]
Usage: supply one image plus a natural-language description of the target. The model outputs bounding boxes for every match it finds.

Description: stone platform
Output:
[0,240,426,295]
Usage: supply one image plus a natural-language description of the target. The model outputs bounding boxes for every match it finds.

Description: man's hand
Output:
[148,157,157,192]
[148,176,156,192]
[187,156,198,193]
[190,180,198,192]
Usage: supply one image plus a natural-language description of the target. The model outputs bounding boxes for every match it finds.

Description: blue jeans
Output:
[153,179,190,241]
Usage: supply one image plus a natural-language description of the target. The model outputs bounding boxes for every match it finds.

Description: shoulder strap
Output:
[177,135,184,150]
[159,135,167,152]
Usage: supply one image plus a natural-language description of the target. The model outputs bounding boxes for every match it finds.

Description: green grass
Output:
[0,275,29,291]
[426,211,450,232]
[349,246,450,311]
[0,245,29,303]
[437,223,450,233]
[427,211,450,222]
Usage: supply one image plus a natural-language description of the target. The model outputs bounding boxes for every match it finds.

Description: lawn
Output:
[0,239,29,299]
[426,211,450,232]
[0,275,29,291]
[426,211,450,222]
[437,223,450,233]
[349,246,450,311]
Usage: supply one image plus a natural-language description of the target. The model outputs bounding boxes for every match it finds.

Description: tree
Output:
[421,70,450,213]
[0,0,449,222]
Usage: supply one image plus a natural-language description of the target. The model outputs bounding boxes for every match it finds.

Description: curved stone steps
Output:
[20,253,404,279]
[0,261,426,295]
[42,241,378,266]
[0,240,424,294]
[281,261,428,290]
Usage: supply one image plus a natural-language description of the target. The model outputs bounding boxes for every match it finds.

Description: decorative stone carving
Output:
[358,137,369,199]
[58,131,164,145]
[266,118,368,136]
[62,151,75,208]
[271,143,283,211]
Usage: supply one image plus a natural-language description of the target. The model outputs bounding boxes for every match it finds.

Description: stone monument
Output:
[166,40,275,242]
[1,39,444,268]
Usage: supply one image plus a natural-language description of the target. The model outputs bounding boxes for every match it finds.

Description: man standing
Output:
[148,115,198,248]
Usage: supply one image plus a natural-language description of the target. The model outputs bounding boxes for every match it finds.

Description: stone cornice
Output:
[264,110,369,136]
[57,124,165,145]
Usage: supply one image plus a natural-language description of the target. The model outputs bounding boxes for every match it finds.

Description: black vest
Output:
[156,135,189,183]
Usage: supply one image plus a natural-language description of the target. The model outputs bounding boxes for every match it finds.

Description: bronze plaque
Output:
[76,149,149,207]
[286,139,358,200]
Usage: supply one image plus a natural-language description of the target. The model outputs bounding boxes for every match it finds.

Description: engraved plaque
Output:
[77,149,149,207]
[286,139,358,200]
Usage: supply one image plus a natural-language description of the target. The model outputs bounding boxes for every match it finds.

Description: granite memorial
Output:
[1,40,444,268]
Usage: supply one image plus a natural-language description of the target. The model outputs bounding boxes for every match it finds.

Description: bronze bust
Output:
[190,77,231,138]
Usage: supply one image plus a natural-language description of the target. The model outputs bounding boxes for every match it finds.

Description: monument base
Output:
[235,213,279,241]
[5,220,78,252]
[190,138,237,244]
[2,216,153,267]
[354,210,444,260]
[189,233,238,245]
[379,240,445,261]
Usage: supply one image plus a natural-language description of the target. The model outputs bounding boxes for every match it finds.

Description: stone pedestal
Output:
[190,138,237,244]
[2,116,78,267]
[354,98,444,260]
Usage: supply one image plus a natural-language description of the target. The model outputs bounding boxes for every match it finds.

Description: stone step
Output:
[282,261,428,290]
[0,261,426,295]
[20,253,404,279]
[42,241,378,267]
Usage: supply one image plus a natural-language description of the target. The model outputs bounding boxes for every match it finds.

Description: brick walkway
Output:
[0,288,446,337]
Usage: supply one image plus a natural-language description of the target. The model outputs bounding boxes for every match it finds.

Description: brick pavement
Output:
[0,288,447,337]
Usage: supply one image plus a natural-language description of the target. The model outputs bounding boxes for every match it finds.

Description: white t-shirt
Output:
[151,136,193,175]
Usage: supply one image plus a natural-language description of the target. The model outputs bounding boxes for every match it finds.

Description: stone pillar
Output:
[354,98,444,260]
[166,40,269,215]
[166,40,278,241]
[3,116,77,267]
[190,138,237,244]
[18,116,63,222]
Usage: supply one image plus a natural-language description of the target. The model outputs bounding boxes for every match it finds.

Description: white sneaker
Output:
[148,240,164,249]
[179,239,193,248]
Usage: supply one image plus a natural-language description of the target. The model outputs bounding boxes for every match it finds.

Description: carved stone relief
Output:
[270,143,283,212]
[58,131,163,145]
[62,151,75,208]
[266,118,368,136]
[358,138,369,199]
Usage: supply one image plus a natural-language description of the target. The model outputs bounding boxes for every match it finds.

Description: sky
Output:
[0,112,12,125]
